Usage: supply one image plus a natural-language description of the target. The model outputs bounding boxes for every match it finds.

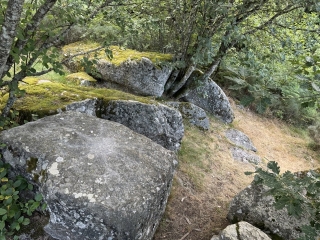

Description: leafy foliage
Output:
[246,161,320,240]
[0,160,46,239]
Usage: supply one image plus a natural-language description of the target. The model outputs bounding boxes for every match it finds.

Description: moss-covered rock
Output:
[4,77,153,121]
[62,42,173,97]
[66,72,97,86]
[62,42,172,67]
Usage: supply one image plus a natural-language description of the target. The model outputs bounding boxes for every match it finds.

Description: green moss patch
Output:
[62,41,172,66]
[5,77,152,118]
[66,72,97,84]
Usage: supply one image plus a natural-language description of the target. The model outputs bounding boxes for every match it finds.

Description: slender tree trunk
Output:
[0,0,25,79]
[167,64,196,97]
[1,71,25,118]
[1,0,59,78]
[201,58,221,81]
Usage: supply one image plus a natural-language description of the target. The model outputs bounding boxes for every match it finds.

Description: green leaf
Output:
[267,161,280,174]
[30,201,40,211]
[244,171,253,175]
[13,180,21,188]
[22,218,30,226]
[0,221,4,231]
[34,193,43,202]
[256,97,271,114]
[0,209,6,216]
[240,95,255,107]
[18,216,24,223]
[41,203,47,211]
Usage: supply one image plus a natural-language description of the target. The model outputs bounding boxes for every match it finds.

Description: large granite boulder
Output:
[0,112,178,240]
[211,221,271,240]
[99,100,184,151]
[165,101,210,130]
[227,183,310,240]
[180,72,234,123]
[63,99,184,151]
[96,58,172,97]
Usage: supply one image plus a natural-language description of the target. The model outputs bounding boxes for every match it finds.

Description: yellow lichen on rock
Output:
[66,72,97,85]
[62,41,172,66]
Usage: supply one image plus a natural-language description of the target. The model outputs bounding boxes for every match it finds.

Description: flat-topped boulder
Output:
[0,112,178,240]
[96,58,172,97]
[99,100,184,151]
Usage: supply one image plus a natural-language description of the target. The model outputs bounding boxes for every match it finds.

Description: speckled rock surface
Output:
[65,98,97,116]
[100,100,184,151]
[211,221,271,240]
[230,147,261,165]
[225,128,257,152]
[227,184,310,240]
[181,75,234,123]
[96,57,172,97]
[0,112,178,240]
[165,102,209,130]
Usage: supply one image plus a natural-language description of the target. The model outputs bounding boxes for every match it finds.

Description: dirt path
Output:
[153,103,320,240]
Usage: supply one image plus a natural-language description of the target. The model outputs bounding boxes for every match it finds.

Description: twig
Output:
[179,231,191,240]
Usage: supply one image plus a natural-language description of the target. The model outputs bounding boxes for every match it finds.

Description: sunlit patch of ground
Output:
[154,101,320,240]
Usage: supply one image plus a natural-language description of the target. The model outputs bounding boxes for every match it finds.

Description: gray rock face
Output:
[165,102,209,130]
[211,221,271,240]
[225,128,257,152]
[227,184,310,240]
[100,100,184,151]
[0,112,178,240]
[65,98,98,116]
[96,58,172,97]
[181,77,234,123]
[230,147,261,165]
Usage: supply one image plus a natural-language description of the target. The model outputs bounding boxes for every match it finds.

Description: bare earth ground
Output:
[153,101,320,240]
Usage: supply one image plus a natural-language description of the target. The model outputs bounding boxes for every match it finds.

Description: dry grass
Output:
[153,100,320,240]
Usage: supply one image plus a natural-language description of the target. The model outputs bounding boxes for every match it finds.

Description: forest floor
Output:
[153,99,320,240]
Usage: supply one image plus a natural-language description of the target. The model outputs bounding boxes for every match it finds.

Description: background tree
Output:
[0,0,115,121]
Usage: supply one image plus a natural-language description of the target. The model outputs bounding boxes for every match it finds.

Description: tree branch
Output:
[244,5,301,35]
[274,22,320,33]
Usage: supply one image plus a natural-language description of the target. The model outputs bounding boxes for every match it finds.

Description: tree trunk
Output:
[0,0,25,79]
[167,64,196,97]
[200,58,221,81]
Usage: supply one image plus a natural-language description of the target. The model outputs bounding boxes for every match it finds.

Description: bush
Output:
[246,161,320,240]
[0,160,46,239]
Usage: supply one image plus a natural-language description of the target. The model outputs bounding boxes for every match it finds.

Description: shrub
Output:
[246,161,320,240]
[0,160,46,239]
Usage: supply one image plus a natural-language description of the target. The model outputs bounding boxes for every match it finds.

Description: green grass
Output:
[178,122,213,190]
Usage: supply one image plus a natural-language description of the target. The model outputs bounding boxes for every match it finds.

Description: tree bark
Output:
[167,64,196,97]
[1,71,25,118]
[1,0,59,79]
[0,0,25,79]
[201,58,221,81]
